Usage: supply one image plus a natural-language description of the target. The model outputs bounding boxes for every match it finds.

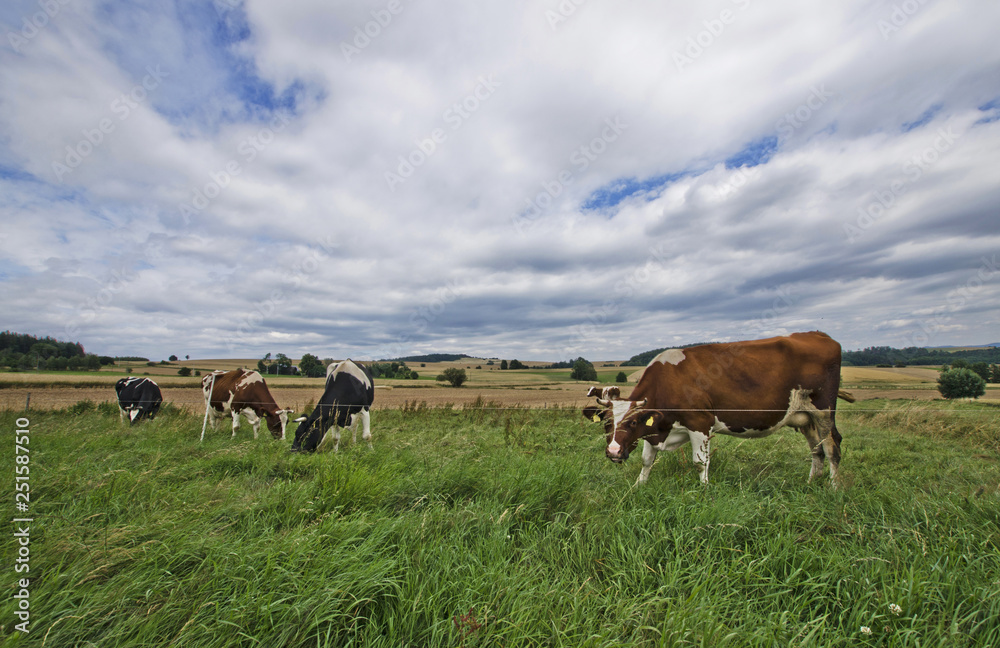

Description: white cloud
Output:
[1,0,999,361]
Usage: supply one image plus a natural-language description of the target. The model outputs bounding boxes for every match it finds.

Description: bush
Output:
[570,358,597,381]
[616,371,628,383]
[178,367,192,377]
[937,368,986,400]
[436,368,467,387]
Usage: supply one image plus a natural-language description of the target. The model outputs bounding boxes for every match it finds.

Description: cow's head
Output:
[582,403,614,438]
[597,398,663,463]
[290,415,317,452]
[264,408,293,439]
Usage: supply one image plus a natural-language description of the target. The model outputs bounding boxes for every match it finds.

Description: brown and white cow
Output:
[589,331,851,486]
[586,386,620,401]
[201,369,293,441]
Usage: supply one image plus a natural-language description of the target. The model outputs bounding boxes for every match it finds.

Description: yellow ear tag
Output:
[592,414,601,423]
[645,416,655,426]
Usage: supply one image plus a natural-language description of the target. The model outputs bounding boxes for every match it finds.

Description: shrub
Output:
[616,371,628,383]
[177,367,192,377]
[937,368,986,400]
[436,368,467,387]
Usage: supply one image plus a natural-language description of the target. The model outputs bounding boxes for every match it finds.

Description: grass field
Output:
[2,399,998,646]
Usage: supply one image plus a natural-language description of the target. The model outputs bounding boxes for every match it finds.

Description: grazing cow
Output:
[201,369,292,441]
[291,359,375,453]
[590,331,851,485]
[586,386,620,400]
[115,377,162,424]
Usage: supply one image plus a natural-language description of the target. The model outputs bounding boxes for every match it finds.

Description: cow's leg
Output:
[119,406,128,423]
[359,410,372,449]
[689,431,712,484]
[231,411,241,438]
[241,409,261,439]
[799,423,826,482]
[821,414,841,486]
[637,439,658,484]
[317,426,341,452]
[348,413,359,445]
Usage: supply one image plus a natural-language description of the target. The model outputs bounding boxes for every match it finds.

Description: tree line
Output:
[0,330,106,371]
[622,342,1000,367]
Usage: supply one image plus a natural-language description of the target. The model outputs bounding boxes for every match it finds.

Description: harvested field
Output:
[5,383,1000,413]
[0,384,598,413]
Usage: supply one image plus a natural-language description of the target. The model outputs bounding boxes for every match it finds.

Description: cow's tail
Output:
[200,372,218,442]
[837,389,856,403]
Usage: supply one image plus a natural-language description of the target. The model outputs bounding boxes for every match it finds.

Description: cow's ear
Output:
[582,405,604,423]
[641,411,663,430]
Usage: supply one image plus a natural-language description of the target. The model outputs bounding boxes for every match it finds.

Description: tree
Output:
[500,360,508,370]
[570,358,598,381]
[616,371,628,383]
[299,353,325,378]
[937,368,986,400]
[258,352,272,374]
[509,359,526,370]
[275,353,293,375]
[436,368,467,387]
[178,367,192,377]
[970,362,990,381]
[169,355,178,361]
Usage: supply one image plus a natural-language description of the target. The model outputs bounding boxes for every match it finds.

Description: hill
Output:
[383,353,472,363]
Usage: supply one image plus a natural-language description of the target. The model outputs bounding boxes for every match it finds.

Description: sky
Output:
[1,0,998,363]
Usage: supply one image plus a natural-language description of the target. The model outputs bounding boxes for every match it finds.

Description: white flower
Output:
[860,626,872,635]
[889,603,902,615]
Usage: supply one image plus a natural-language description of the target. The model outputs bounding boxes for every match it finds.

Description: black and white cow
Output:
[291,359,375,452]
[115,377,163,424]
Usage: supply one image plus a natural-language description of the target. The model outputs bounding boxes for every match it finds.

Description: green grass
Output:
[2,400,999,647]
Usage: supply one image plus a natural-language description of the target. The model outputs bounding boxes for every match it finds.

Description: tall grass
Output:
[2,399,998,647]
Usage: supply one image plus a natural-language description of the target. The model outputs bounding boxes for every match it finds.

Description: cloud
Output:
[1,0,999,362]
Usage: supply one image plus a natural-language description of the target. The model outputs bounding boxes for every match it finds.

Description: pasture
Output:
[2,399,998,646]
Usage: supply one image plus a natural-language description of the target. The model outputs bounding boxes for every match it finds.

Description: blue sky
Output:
[1,0,999,362]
